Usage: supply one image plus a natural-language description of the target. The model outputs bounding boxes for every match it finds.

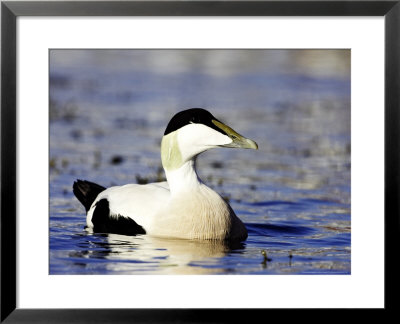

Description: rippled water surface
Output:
[50,50,350,274]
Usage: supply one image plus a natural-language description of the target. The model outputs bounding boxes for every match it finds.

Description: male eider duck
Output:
[73,108,258,241]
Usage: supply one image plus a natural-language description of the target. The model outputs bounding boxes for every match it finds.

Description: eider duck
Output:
[73,108,258,241]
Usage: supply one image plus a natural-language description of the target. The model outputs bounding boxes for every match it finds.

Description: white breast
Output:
[147,184,246,240]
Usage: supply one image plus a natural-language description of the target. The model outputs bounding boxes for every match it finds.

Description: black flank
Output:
[73,179,106,212]
[91,199,146,236]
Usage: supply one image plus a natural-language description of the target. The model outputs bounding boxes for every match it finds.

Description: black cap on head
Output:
[164,108,225,136]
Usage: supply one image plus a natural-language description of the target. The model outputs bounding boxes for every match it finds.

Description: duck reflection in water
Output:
[72,233,245,274]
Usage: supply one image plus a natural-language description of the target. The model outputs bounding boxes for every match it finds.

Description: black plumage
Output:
[91,199,146,235]
[164,108,226,136]
[73,179,105,212]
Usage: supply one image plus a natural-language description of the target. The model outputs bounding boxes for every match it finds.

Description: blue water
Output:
[49,49,350,274]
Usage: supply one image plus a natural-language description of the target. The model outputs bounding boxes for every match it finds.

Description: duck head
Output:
[161,108,258,171]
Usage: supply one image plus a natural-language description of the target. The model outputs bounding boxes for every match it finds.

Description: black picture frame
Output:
[1,0,399,322]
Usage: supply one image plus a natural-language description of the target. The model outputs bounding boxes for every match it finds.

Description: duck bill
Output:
[212,120,258,150]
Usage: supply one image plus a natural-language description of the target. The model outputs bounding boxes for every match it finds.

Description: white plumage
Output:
[74,108,257,241]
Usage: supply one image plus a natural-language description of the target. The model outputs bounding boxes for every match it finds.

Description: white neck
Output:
[161,130,205,195]
[164,159,202,195]
[158,131,248,241]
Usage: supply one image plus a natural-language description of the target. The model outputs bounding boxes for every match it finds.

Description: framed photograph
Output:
[1,0,398,321]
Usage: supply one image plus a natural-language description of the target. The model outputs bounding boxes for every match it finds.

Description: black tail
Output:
[73,179,106,212]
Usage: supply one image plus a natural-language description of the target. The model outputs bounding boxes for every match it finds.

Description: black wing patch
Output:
[91,199,146,236]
